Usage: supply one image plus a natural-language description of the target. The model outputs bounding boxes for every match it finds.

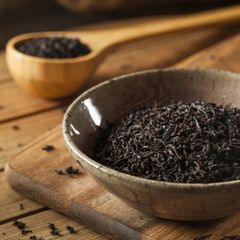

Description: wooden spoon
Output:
[6,5,240,99]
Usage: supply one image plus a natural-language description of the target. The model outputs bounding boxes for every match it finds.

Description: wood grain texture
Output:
[3,128,212,239]
[0,82,67,123]
[1,27,238,122]
[5,33,240,239]
[0,16,175,84]
[176,34,240,72]
[4,126,237,240]
[0,210,108,240]
[6,5,240,98]
[0,172,44,223]
[89,27,238,87]
[0,12,238,89]
[0,108,64,168]
[0,24,237,232]
[0,26,237,169]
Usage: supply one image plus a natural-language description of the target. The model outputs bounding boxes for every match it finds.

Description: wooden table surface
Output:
[0,18,240,239]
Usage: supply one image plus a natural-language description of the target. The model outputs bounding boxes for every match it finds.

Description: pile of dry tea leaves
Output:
[94,101,240,183]
[16,37,91,59]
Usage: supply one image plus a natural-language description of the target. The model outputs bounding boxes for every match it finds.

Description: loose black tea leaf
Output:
[19,203,24,210]
[21,230,33,235]
[12,125,20,130]
[50,229,60,236]
[54,166,80,176]
[48,223,56,230]
[65,166,80,176]
[29,236,37,240]
[194,234,212,240]
[66,226,76,234]
[54,169,65,175]
[95,101,240,183]
[13,220,26,230]
[48,223,60,236]
[42,145,55,152]
[13,220,33,235]
[16,37,91,59]
[29,236,44,240]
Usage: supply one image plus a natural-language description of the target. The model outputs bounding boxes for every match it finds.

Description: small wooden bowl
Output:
[63,68,240,220]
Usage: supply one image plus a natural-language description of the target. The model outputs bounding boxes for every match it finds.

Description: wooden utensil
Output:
[6,5,240,99]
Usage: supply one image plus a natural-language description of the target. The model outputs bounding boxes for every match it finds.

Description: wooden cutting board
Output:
[5,34,240,240]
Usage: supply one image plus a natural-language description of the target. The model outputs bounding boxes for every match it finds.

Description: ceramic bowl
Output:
[63,68,240,220]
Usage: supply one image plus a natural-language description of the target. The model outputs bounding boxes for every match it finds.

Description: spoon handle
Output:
[94,5,240,51]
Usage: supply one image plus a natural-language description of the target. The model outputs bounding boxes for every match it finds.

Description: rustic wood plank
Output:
[176,34,240,72]
[3,126,229,240]
[0,210,109,240]
[0,15,237,83]
[207,213,240,239]
[0,172,44,223]
[0,27,236,239]
[0,82,67,123]
[0,27,237,122]
[89,27,238,87]
[0,108,64,168]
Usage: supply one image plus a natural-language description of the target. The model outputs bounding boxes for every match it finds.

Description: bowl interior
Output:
[64,69,240,159]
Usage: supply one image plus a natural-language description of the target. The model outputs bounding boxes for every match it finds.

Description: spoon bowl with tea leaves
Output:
[63,68,240,221]
[6,5,240,98]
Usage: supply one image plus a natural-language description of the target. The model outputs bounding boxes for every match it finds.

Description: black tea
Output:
[95,101,240,184]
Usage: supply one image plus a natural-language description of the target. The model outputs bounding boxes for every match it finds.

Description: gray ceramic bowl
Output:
[63,68,240,221]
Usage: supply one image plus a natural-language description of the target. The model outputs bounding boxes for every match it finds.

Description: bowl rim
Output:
[63,68,240,189]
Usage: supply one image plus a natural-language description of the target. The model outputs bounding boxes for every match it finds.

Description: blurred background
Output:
[0,0,239,50]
